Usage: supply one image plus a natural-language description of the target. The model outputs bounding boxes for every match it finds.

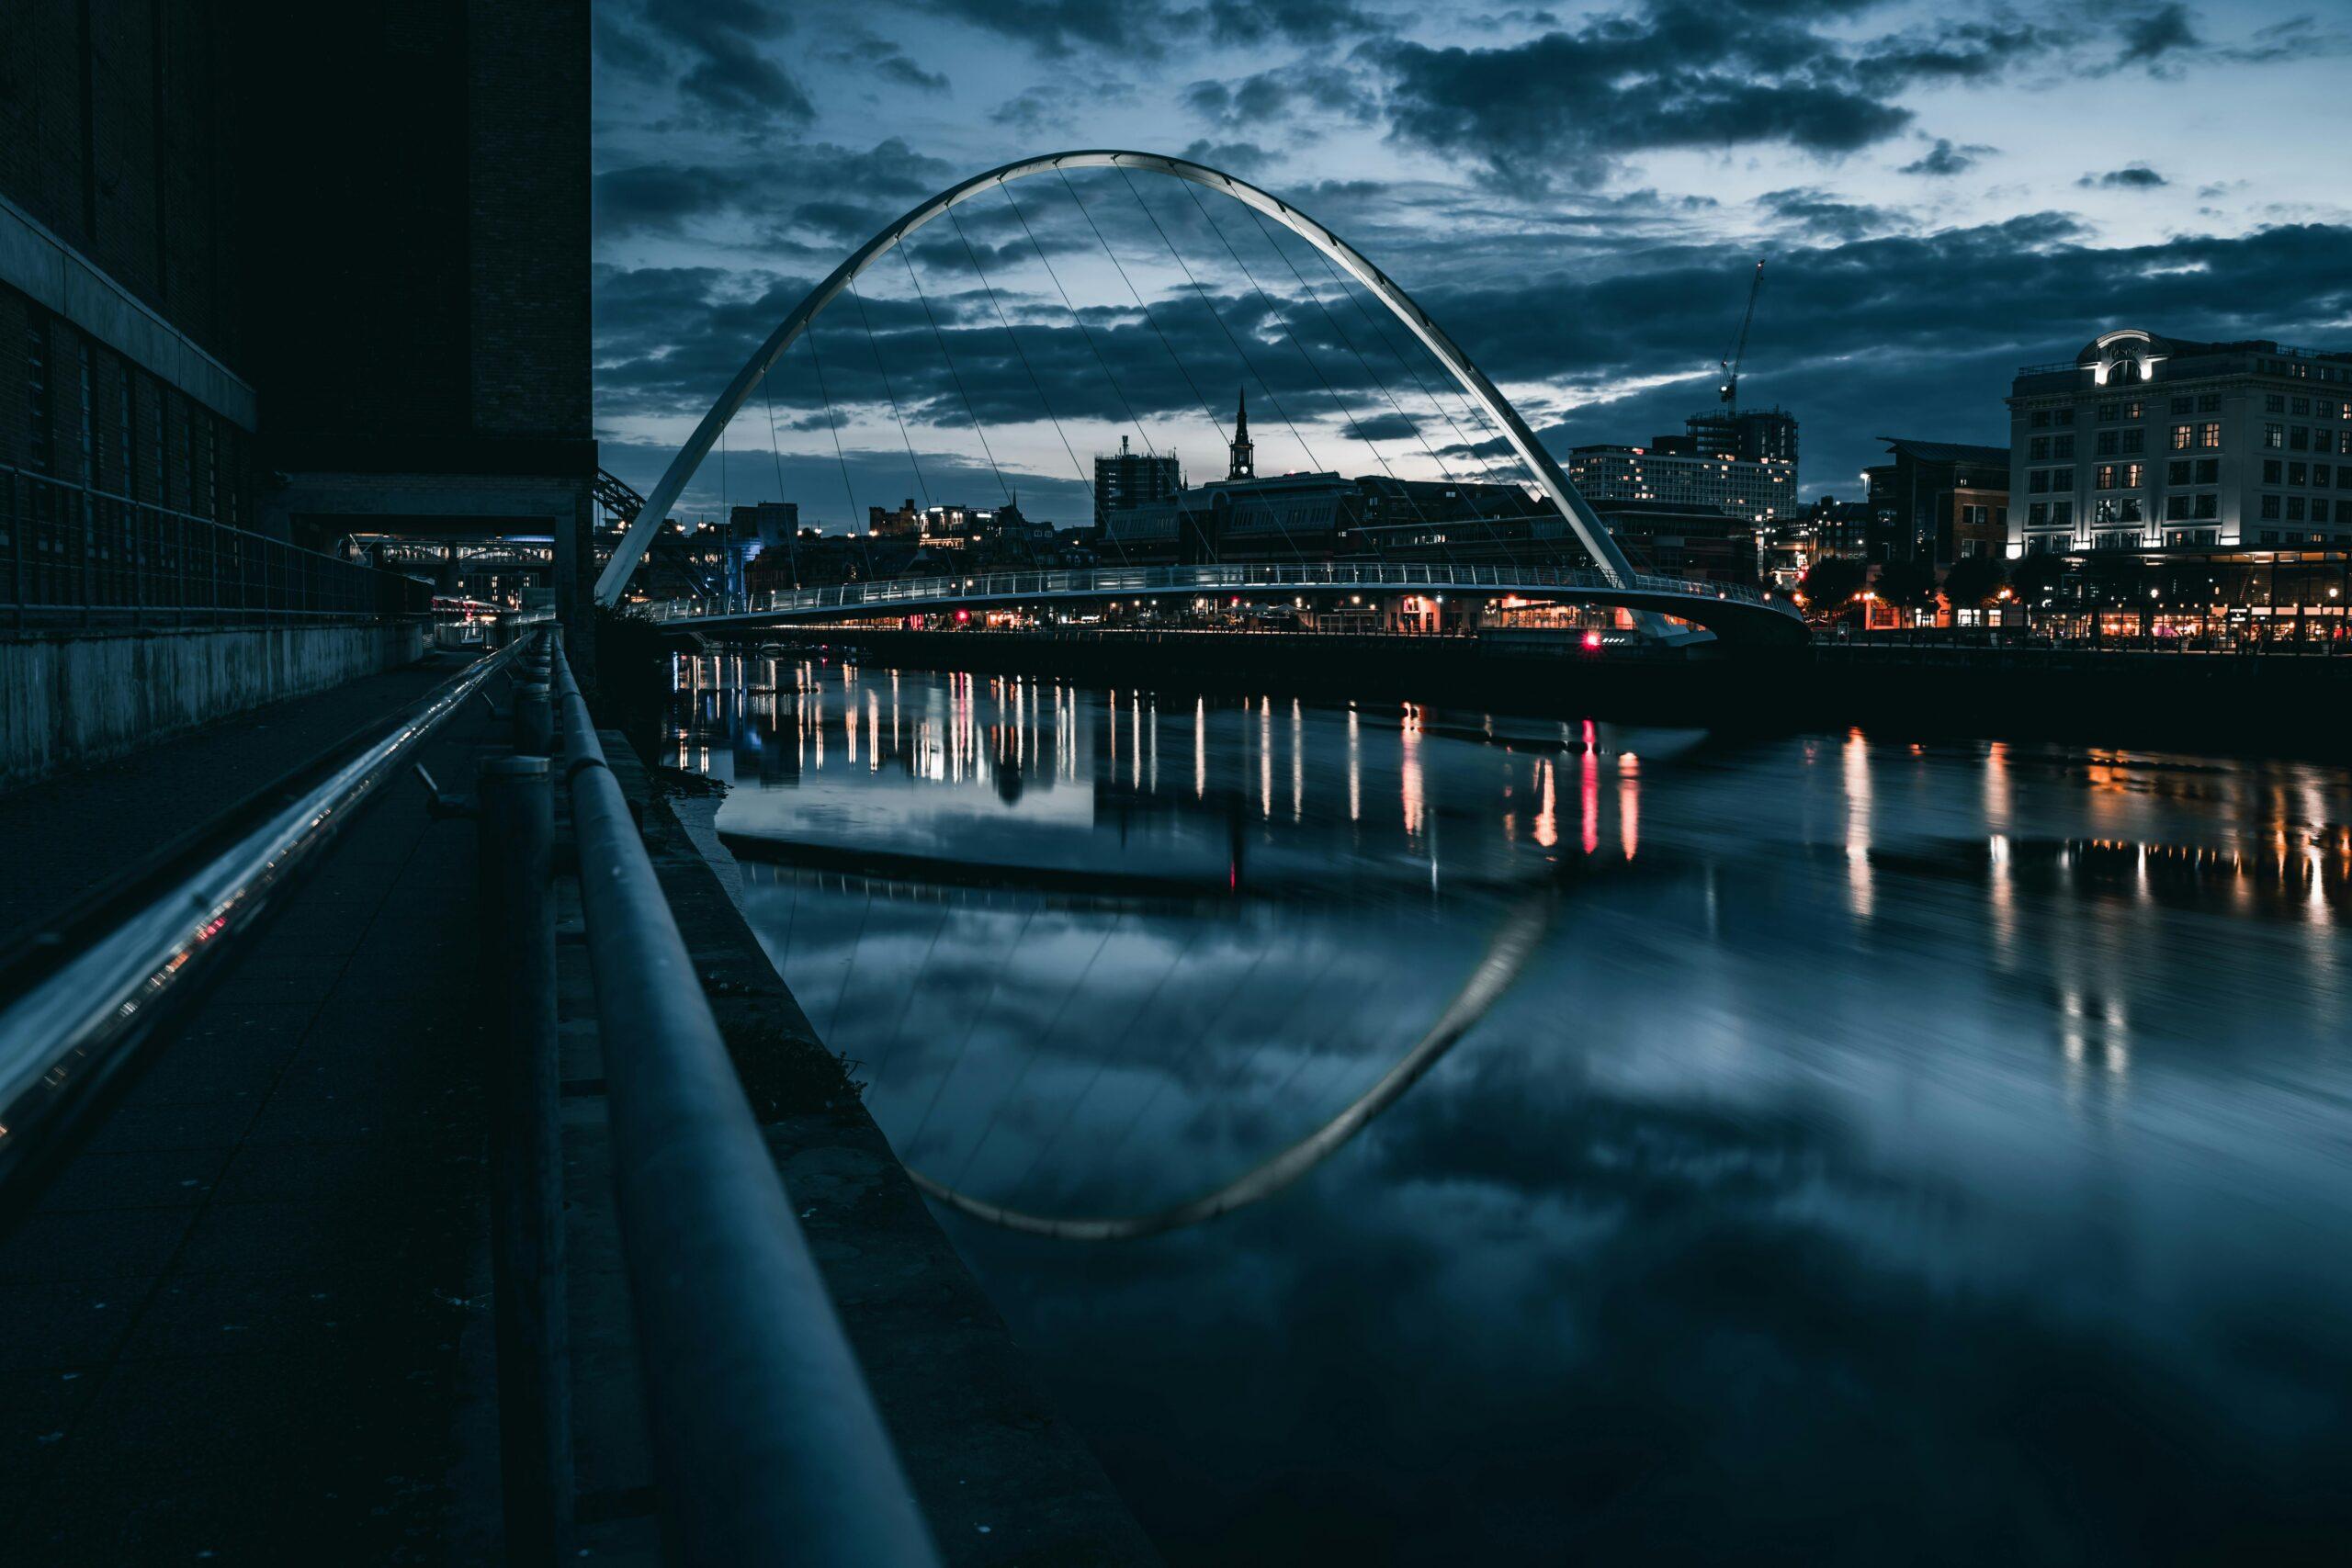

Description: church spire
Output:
[1227,387,1254,480]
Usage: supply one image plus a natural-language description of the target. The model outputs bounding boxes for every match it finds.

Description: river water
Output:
[670,652,2352,1565]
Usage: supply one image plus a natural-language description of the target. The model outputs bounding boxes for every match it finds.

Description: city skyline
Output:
[592,0,2352,529]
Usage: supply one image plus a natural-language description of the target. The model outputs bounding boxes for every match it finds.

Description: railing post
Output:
[476,754,571,1568]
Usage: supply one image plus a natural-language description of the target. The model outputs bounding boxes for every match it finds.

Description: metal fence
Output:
[646,558,1793,624]
[1,463,428,626]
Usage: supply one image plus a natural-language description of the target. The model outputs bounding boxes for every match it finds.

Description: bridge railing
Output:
[0,639,522,1202]
[548,642,942,1567]
[1,462,428,626]
[640,559,1791,624]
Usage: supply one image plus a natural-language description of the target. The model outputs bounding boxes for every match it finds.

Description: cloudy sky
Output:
[592,0,2352,529]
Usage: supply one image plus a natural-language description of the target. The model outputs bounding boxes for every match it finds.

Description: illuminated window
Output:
[2265,424,2284,448]
[2170,424,2192,451]
[2199,422,2221,448]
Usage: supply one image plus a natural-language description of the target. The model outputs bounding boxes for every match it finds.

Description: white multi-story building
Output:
[1565,444,1796,525]
[2006,328,2352,555]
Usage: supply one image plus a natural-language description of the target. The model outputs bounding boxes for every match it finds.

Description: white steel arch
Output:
[595,149,1646,606]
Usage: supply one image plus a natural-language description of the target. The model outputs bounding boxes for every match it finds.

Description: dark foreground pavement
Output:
[0,660,1156,1563]
[0,664,503,1562]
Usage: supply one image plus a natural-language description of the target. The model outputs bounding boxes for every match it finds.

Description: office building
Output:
[1864,438,2010,566]
[1093,436,1181,530]
[1566,443,1797,526]
[2007,328,2352,555]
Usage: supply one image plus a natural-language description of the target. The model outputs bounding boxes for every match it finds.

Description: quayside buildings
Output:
[2007,329,2352,555]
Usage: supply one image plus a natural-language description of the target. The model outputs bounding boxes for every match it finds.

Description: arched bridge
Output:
[644,560,1804,643]
[598,147,1806,646]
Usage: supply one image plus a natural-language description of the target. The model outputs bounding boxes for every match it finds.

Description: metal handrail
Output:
[641,559,1794,625]
[1,461,427,622]
[0,640,524,1198]
[548,644,940,1568]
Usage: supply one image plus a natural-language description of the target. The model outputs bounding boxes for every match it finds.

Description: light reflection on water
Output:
[676,652,2352,1565]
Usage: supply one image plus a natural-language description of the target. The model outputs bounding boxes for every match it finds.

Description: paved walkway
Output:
[0,671,504,1562]
[0,655,477,943]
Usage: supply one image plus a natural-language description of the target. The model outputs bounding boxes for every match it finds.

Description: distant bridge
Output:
[645,559,1805,643]
[595,148,1808,648]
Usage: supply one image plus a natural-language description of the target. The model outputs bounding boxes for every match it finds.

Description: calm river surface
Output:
[672,652,2352,1565]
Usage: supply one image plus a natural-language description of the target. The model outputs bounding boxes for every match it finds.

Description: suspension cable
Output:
[951,913,1125,1186]
[1303,242,1534,500]
[1057,168,1227,445]
[1178,181,1457,560]
[943,202,1103,538]
[1116,164,1323,475]
[803,323,876,577]
[1241,205,1532,568]
[846,276,932,512]
[1001,180,1159,460]
[1060,167,1241,563]
[1116,166,1339,565]
[898,243,1014,506]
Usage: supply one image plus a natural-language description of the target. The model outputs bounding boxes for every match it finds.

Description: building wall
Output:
[0,0,244,372]
[1566,446,1796,525]
[2008,333,2352,555]
[0,617,425,790]
[0,1,255,521]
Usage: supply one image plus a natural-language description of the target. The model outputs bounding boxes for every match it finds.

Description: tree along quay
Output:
[676,626,2352,763]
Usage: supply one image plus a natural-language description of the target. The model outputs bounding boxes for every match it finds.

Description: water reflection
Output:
[673,654,2352,1565]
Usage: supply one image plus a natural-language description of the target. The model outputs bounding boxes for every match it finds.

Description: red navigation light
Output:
[1581,629,1602,649]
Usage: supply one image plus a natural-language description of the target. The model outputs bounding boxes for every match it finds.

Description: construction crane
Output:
[1718,258,1765,413]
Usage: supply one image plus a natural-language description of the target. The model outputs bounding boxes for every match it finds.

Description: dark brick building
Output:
[1,0,593,631]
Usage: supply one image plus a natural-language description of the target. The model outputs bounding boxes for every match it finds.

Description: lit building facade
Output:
[1566,444,1797,525]
[2006,328,2352,556]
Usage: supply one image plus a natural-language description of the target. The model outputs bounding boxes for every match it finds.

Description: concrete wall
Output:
[0,617,425,791]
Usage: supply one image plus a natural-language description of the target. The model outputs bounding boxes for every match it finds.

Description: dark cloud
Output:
[593,139,956,242]
[903,0,1387,59]
[1898,138,1993,177]
[597,167,2352,524]
[1758,186,1904,241]
[1364,22,1917,189]
[1182,140,1277,177]
[2115,1,2199,68]
[2078,164,2169,190]
[615,0,814,128]
[1182,62,1374,131]
[813,26,951,92]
